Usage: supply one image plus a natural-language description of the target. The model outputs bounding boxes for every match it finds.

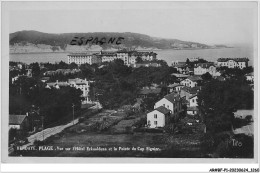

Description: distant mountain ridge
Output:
[9,30,218,53]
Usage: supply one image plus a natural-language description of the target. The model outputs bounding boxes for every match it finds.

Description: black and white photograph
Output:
[1,1,259,168]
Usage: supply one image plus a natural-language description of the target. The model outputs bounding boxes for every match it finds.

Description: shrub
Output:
[33,140,45,146]
[133,117,146,128]
[78,117,85,123]
[134,127,163,133]
[245,115,252,122]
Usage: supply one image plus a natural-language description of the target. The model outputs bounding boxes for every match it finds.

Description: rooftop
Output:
[217,58,249,62]
[187,106,199,111]
[9,114,27,125]
[171,73,190,78]
[181,86,201,94]
[245,72,254,76]
[68,78,88,85]
[173,62,187,68]
[187,75,202,82]
[164,93,181,103]
[47,81,69,87]
[155,106,171,114]
[68,53,94,56]
[168,83,184,88]
[214,76,226,81]
[189,94,197,99]
[195,62,215,68]
[139,88,161,95]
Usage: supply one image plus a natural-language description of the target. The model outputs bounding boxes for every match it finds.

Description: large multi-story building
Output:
[46,78,92,103]
[67,53,101,65]
[97,51,117,63]
[68,78,90,97]
[194,63,221,76]
[68,78,91,103]
[217,58,249,69]
[67,50,157,66]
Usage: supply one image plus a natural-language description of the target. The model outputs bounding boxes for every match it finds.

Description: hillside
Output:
[10,30,213,53]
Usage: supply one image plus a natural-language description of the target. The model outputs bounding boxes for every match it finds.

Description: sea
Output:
[9,47,255,66]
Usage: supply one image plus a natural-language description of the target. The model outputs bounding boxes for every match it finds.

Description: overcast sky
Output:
[9,1,257,46]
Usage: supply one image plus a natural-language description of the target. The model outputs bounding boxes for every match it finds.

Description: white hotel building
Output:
[217,58,249,69]
[67,50,157,66]
[67,53,101,65]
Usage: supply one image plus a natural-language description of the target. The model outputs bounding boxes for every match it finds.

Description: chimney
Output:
[56,80,58,83]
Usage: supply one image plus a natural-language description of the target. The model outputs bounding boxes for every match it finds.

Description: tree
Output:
[201,72,212,81]
[79,63,94,79]
[57,61,69,69]
[68,62,78,69]
[136,57,143,63]
[186,58,190,65]
[198,79,253,133]
[9,128,18,142]
[30,62,41,77]
[140,93,161,111]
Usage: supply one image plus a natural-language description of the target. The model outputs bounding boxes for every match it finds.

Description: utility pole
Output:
[41,116,44,141]
[72,103,75,125]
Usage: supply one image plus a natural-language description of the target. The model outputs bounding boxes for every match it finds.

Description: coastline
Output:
[9,47,232,54]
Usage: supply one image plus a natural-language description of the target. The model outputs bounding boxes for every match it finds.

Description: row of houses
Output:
[145,82,202,129]
[144,72,206,128]
[67,50,157,66]
[172,57,249,76]
[46,78,92,103]
[43,69,81,76]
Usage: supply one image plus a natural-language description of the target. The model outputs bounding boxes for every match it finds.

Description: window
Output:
[163,104,165,107]
[167,105,169,109]
[154,121,157,125]
[154,114,157,118]
[192,99,195,103]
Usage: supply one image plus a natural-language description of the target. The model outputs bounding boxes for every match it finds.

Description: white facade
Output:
[194,65,220,76]
[168,84,184,93]
[147,110,166,128]
[189,57,199,62]
[217,59,247,69]
[245,74,254,82]
[189,95,198,107]
[154,97,182,115]
[9,124,21,130]
[180,79,197,88]
[154,98,173,113]
[68,54,99,65]
[68,78,91,102]
[101,55,117,63]
[187,109,198,115]
[194,66,208,75]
